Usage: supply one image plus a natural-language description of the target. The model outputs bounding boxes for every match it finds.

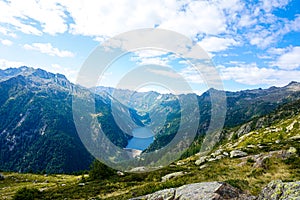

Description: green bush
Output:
[89,160,115,180]
[13,187,41,200]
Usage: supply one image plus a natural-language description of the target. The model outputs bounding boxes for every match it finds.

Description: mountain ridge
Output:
[1,66,300,173]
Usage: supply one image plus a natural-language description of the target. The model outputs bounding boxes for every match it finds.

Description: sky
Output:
[0,0,300,94]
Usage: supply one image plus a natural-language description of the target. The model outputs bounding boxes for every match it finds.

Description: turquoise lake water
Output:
[126,127,154,150]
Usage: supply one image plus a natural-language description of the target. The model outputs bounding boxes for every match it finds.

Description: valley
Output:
[0,67,299,199]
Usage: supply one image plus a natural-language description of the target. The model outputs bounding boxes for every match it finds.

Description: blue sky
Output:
[0,0,300,94]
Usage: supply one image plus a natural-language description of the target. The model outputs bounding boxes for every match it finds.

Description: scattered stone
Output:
[176,161,185,166]
[195,156,208,166]
[258,145,267,149]
[44,174,48,177]
[215,155,225,160]
[288,146,297,154]
[199,164,208,170]
[117,171,124,176]
[129,166,147,172]
[61,184,66,186]
[253,155,271,168]
[0,173,4,180]
[207,158,218,162]
[275,140,281,144]
[286,120,297,132]
[223,152,229,156]
[230,150,248,158]
[211,149,223,157]
[288,135,300,141]
[78,183,85,186]
[258,180,300,200]
[247,145,256,148]
[161,171,186,182]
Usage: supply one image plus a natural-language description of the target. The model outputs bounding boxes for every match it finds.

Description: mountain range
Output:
[1,66,300,173]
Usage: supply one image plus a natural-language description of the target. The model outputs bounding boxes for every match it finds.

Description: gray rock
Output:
[195,156,208,165]
[130,188,176,200]
[117,171,125,176]
[230,150,248,158]
[288,135,300,141]
[161,171,186,182]
[208,158,218,162]
[199,164,208,169]
[237,123,252,137]
[258,180,300,200]
[252,155,271,168]
[223,151,229,156]
[129,166,147,172]
[0,173,4,180]
[78,183,85,186]
[130,182,255,200]
[288,146,297,154]
[211,149,223,157]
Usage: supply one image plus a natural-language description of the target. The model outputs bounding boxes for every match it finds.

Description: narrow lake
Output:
[126,127,154,151]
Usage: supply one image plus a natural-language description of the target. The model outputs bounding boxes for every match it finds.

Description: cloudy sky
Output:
[0,0,299,93]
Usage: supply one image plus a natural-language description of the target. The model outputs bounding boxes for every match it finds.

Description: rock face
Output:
[258,180,300,200]
[130,182,255,200]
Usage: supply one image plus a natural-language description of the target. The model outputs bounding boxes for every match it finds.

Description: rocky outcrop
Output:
[258,180,300,200]
[130,182,256,200]
[161,172,187,182]
[238,149,298,168]
[130,180,300,200]
[230,150,248,158]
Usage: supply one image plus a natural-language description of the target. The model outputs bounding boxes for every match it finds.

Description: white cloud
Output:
[238,15,257,27]
[23,43,74,58]
[198,36,239,52]
[0,58,24,69]
[179,66,204,84]
[0,0,67,35]
[267,46,290,55]
[131,50,174,66]
[219,63,300,86]
[260,0,291,12]
[1,39,13,46]
[271,46,300,70]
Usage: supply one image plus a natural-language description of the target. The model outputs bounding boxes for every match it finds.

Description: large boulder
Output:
[258,180,300,200]
[130,182,255,200]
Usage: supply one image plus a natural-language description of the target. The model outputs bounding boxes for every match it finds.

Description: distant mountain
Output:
[0,67,132,173]
[1,66,300,173]
[94,82,300,152]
